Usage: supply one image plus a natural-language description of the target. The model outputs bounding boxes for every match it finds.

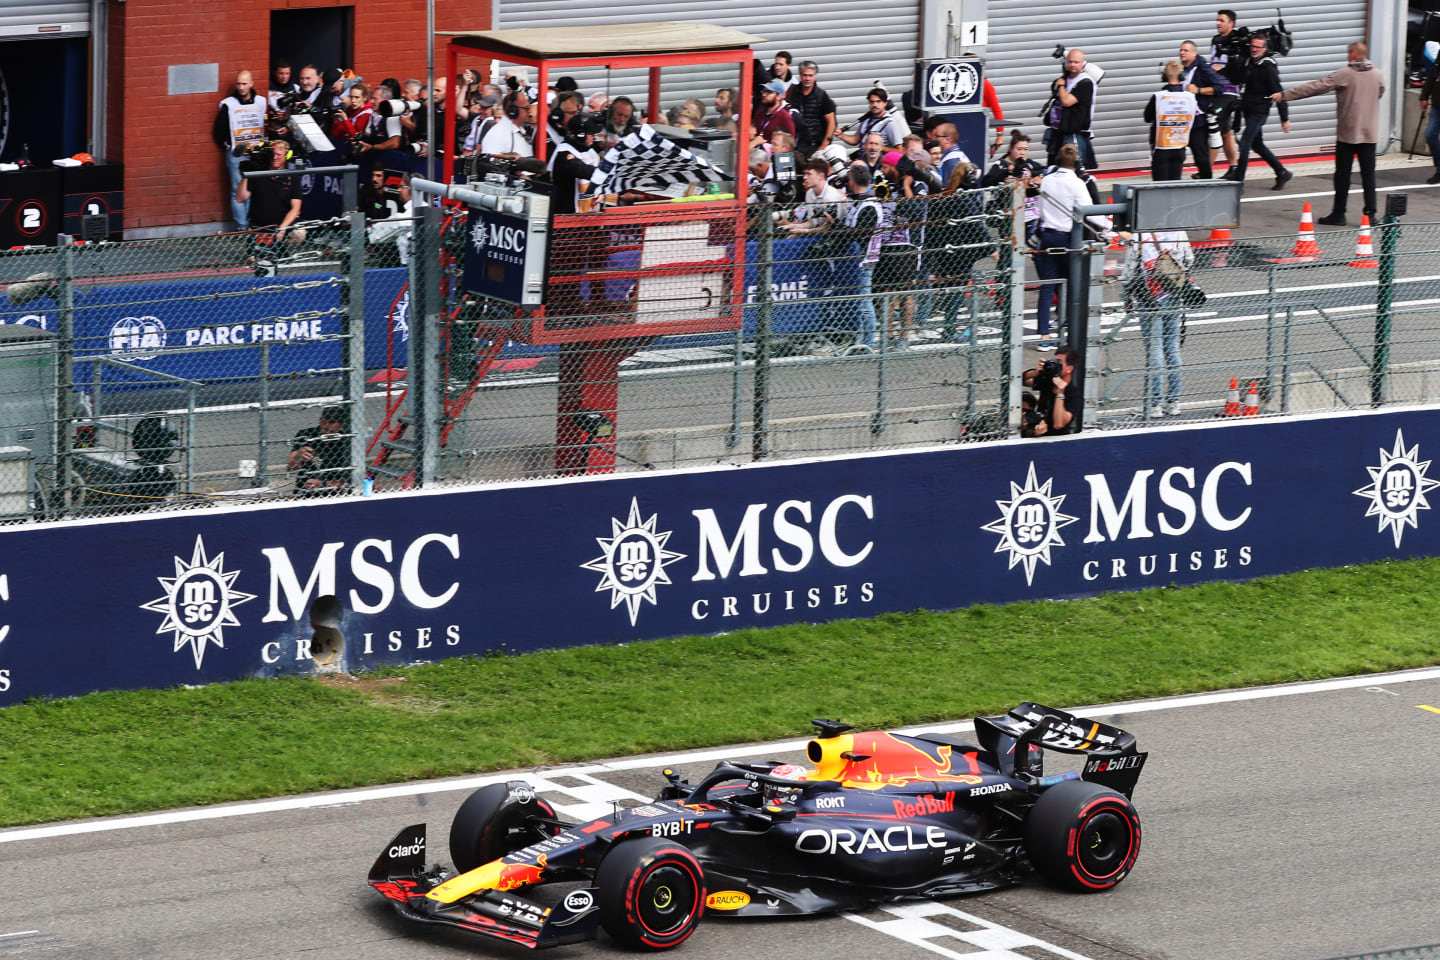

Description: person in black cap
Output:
[288,405,351,494]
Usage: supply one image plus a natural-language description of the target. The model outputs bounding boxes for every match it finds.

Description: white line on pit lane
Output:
[0,931,40,939]
[5,666,1440,845]
[1240,181,1440,203]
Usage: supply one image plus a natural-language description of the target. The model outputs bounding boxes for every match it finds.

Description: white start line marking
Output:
[843,901,1096,960]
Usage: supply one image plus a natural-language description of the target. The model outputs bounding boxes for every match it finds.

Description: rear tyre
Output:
[596,837,706,951]
[1025,779,1141,892]
[448,781,558,874]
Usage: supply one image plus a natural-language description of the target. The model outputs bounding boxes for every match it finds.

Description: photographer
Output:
[295,65,324,109]
[268,61,299,111]
[1209,9,1247,173]
[213,70,266,229]
[779,158,845,234]
[1020,392,1048,437]
[836,88,906,150]
[1046,49,1098,170]
[355,84,407,170]
[1225,33,1291,189]
[1023,347,1081,435]
[288,406,351,495]
[1144,62,1198,182]
[235,140,304,241]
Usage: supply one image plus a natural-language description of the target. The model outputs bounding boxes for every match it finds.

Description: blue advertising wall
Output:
[2,406,1439,705]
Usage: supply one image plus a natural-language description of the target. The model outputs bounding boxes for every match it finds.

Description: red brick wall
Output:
[109,0,488,233]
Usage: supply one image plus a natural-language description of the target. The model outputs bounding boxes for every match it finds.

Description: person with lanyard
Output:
[835,88,907,151]
[1144,61,1199,182]
[933,123,970,186]
[1178,41,1221,179]
[982,129,1043,243]
[1047,49,1098,170]
[839,165,889,352]
[752,79,796,147]
[1034,142,1115,351]
[213,70,267,229]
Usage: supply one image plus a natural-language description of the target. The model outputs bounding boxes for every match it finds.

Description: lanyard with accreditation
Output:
[1154,91,1198,149]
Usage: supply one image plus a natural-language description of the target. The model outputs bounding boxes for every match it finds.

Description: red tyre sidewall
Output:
[1067,796,1141,890]
[622,846,706,949]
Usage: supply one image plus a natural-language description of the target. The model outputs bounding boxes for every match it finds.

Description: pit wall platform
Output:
[2,405,1436,705]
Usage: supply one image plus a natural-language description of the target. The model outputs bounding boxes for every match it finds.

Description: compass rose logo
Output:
[1352,429,1438,548]
[981,463,1078,585]
[581,498,686,625]
[140,536,255,668]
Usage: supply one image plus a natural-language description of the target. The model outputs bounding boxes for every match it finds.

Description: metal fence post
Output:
[412,204,443,486]
[55,234,76,517]
[1281,306,1294,413]
[256,343,271,486]
[753,197,773,460]
[1006,180,1024,435]
[1371,215,1400,406]
[1263,264,1277,402]
[343,210,367,490]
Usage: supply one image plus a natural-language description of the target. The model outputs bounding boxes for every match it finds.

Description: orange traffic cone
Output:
[1349,215,1378,268]
[1264,202,1322,263]
[1193,227,1234,250]
[1242,381,1260,417]
[1223,377,1241,417]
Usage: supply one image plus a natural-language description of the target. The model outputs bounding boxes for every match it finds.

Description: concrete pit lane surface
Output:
[4,668,1440,959]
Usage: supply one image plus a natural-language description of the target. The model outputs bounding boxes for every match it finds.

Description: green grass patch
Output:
[3,557,1440,827]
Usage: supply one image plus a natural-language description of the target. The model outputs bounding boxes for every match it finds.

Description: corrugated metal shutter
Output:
[986,1,1369,169]
[493,2,919,132]
[0,0,89,38]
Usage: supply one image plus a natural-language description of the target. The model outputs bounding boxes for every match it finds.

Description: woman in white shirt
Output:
[1126,231,1194,418]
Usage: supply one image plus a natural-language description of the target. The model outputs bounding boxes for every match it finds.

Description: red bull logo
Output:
[494,861,546,891]
[892,793,955,818]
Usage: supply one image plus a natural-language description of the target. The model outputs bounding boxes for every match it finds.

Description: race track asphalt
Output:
[3,668,1440,960]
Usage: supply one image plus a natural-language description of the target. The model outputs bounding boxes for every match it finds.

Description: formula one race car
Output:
[368,702,1147,951]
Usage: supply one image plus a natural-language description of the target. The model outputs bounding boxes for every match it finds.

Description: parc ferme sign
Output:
[1,408,1440,702]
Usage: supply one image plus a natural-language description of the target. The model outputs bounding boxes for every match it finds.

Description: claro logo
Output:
[389,839,425,858]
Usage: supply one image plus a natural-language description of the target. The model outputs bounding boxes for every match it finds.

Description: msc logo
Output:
[391,289,411,343]
[471,219,526,254]
[581,498,687,626]
[110,316,167,361]
[928,61,980,105]
[1354,429,1438,548]
[982,463,1078,585]
[140,536,256,669]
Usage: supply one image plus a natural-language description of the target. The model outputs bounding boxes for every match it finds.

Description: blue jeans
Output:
[1140,313,1182,407]
[1426,104,1440,172]
[855,264,878,349]
[225,149,250,229]
[1051,130,1097,170]
[1034,227,1070,339]
[1235,112,1283,178]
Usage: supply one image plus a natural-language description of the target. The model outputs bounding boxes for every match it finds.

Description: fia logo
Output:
[581,498,686,625]
[981,462,1078,584]
[140,536,256,668]
[1353,429,1438,548]
[928,62,980,105]
[109,316,166,361]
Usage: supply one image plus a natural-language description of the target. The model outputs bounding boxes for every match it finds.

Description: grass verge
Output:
[3,557,1440,828]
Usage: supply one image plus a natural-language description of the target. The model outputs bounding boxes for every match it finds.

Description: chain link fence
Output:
[6,181,1440,523]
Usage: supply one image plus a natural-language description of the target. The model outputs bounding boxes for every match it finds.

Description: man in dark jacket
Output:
[1179,41,1221,178]
[1279,42,1386,224]
[1225,34,1291,189]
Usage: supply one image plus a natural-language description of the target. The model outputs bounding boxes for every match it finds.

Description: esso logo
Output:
[928,62,979,105]
[563,890,594,912]
[109,316,167,361]
[16,201,48,237]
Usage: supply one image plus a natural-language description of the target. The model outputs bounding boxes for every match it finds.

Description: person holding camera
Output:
[268,61,299,111]
[213,70,266,230]
[1277,42,1384,224]
[288,405,351,495]
[235,140,304,242]
[1144,62,1199,182]
[295,65,324,109]
[982,129,1043,240]
[836,88,907,151]
[1046,49,1098,170]
[1209,9,1248,173]
[1178,41,1220,179]
[779,159,845,234]
[1225,33,1291,189]
[1020,392,1048,437]
[1023,347,1081,435]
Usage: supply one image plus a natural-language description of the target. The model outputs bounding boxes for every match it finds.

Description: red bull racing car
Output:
[368,702,1147,951]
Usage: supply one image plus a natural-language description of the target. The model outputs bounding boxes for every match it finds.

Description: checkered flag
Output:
[589,124,728,195]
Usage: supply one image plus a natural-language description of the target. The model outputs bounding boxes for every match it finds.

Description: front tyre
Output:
[596,837,706,950]
[449,781,558,874]
[1025,779,1141,892]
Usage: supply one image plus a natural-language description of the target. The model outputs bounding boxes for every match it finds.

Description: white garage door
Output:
[0,0,88,38]
[985,1,1370,168]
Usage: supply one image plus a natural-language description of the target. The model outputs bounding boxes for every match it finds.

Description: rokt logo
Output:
[1353,429,1439,548]
[140,536,256,669]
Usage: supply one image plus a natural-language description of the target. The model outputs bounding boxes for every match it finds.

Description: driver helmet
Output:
[763,763,808,807]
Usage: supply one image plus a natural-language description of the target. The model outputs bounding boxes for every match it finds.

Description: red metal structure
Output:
[430,23,759,475]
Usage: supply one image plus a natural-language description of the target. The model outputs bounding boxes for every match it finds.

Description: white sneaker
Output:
[1149,405,1165,418]
[1163,402,1181,417]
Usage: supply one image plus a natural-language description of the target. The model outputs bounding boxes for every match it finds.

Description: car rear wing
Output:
[976,702,1146,798]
